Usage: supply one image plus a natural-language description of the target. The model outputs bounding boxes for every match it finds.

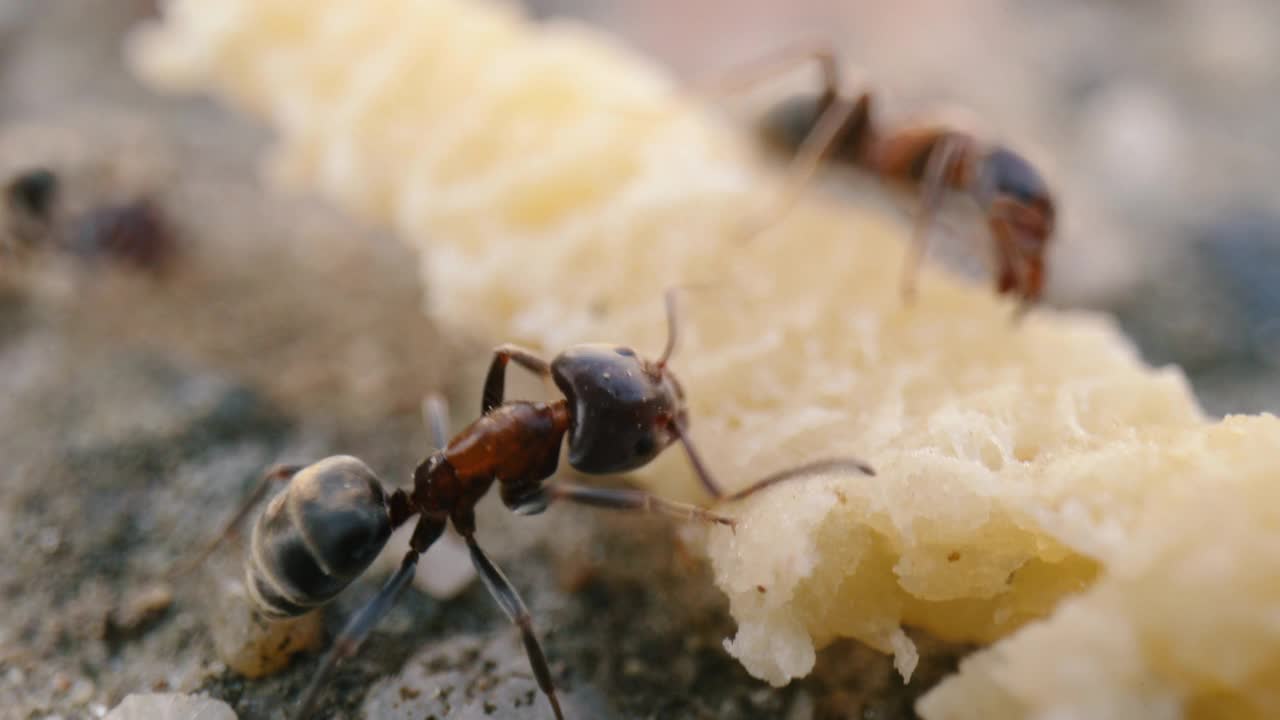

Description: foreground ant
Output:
[708,45,1056,307]
[188,290,874,719]
[3,167,176,275]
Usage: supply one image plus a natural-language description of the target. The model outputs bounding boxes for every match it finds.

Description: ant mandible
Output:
[706,45,1056,309]
[187,289,875,719]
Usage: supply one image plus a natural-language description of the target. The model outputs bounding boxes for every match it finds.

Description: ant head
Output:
[551,343,687,475]
[5,167,59,221]
[980,146,1056,247]
[980,146,1055,302]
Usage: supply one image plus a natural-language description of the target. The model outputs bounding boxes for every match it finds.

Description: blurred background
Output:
[2,1,1278,718]
[531,0,1280,416]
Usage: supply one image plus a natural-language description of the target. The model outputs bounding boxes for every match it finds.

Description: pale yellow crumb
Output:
[128,0,1280,716]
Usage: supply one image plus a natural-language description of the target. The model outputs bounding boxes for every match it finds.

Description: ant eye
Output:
[633,435,655,458]
[615,347,636,357]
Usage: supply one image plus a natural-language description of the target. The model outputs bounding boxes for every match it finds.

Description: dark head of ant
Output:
[978,146,1056,302]
[5,168,59,223]
[551,343,687,474]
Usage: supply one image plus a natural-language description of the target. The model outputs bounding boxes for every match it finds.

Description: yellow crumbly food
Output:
[128,0,1280,716]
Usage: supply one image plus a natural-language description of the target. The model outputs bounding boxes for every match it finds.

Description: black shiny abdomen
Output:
[246,456,392,618]
[551,344,681,475]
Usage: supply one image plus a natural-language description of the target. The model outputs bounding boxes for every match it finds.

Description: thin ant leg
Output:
[482,344,552,414]
[672,423,874,502]
[167,463,303,579]
[670,421,726,498]
[693,42,840,102]
[723,457,875,503]
[518,483,735,527]
[422,392,451,450]
[464,533,565,720]
[902,135,969,302]
[293,516,446,719]
[693,44,868,244]
[743,94,863,243]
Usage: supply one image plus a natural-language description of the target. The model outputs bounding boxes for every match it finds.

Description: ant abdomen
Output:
[246,456,392,618]
[551,344,684,474]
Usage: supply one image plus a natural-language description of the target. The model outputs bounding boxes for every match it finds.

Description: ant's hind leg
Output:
[464,533,565,720]
[693,42,842,100]
[482,344,552,414]
[168,463,303,579]
[292,516,446,720]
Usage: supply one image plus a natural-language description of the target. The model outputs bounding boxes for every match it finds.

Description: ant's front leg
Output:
[482,344,552,414]
[670,423,875,503]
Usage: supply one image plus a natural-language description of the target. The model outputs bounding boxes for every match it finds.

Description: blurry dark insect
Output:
[707,46,1056,309]
[3,167,177,276]
[182,289,875,719]
[4,167,59,255]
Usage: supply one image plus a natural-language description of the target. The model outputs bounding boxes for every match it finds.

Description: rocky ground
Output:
[0,1,1276,719]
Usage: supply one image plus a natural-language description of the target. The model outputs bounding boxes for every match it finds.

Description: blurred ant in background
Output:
[183,290,875,719]
[706,45,1056,309]
[3,166,177,276]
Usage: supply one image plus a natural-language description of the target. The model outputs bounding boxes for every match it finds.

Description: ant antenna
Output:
[656,287,680,371]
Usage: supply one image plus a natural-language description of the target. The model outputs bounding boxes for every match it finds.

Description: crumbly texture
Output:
[129,0,1280,716]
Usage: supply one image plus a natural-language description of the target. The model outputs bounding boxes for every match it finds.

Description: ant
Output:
[706,45,1056,308]
[185,290,875,719]
[3,167,176,275]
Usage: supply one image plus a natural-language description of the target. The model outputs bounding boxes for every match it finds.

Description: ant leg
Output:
[672,422,875,502]
[293,516,446,719]
[722,457,875,502]
[693,44,868,245]
[167,463,303,579]
[737,94,865,245]
[464,533,565,720]
[693,42,841,100]
[902,134,969,303]
[422,392,451,450]
[525,482,735,527]
[482,344,551,414]
[670,421,726,498]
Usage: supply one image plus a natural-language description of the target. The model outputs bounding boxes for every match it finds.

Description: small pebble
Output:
[104,693,237,720]
[206,575,324,678]
[105,584,173,641]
